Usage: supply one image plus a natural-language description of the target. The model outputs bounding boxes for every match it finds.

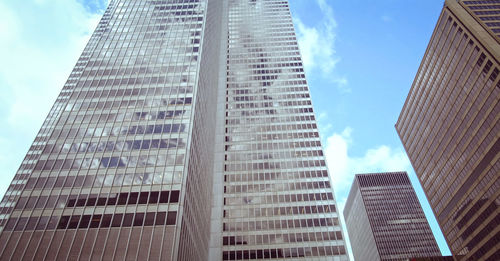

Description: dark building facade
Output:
[0,0,348,260]
[344,172,441,261]
[405,256,454,261]
[396,0,500,260]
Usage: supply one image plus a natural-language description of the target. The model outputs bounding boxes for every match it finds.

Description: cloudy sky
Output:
[0,0,450,257]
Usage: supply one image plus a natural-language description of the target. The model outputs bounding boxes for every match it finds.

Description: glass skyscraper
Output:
[0,0,348,260]
[396,0,499,260]
[344,172,441,261]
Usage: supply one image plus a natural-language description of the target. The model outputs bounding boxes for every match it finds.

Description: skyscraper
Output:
[396,0,499,260]
[343,172,441,261]
[0,0,348,260]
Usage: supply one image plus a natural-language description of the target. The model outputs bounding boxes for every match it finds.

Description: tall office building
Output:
[0,0,348,260]
[343,172,441,261]
[396,0,499,260]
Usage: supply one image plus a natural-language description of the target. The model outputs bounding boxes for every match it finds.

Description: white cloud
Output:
[332,76,350,93]
[0,0,104,197]
[293,0,349,91]
[317,112,333,137]
[294,0,337,73]
[325,127,411,198]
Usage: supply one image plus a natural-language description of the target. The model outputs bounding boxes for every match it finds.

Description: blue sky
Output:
[0,0,450,258]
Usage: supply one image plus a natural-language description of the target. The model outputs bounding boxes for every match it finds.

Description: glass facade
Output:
[0,0,211,259]
[216,0,348,260]
[344,172,441,261]
[0,0,347,260]
[396,1,500,260]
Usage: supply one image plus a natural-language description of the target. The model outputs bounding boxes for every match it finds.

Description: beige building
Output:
[396,1,499,260]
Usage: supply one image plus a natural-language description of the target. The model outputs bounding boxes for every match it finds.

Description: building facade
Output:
[0,0,348,260]
[396,1,500,260]
[343,172,441,261]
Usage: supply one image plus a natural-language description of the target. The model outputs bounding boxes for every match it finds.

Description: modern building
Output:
[343,172,441,261]
[0,0,348,260]
[404,256,454,261]
[396,1,500,260]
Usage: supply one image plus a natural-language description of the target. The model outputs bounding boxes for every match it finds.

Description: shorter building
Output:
[405,256,454,261]
[343,171,441,261]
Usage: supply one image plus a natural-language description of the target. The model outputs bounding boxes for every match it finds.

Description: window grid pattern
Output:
[345,172,441,261]
[0,0,207,260]
[221,0,347,260]
[396,4,500,261]
[462,0,500,39]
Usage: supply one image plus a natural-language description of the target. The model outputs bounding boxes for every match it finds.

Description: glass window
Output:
[64,176,75,187]
[94,175,104,187]
[76,194,87,207]
[108,193,117,205]
[113,174,124,185]
[15,197,27,209]
[25,197,37,209]
[45,177,56,189]
[155,212,166,226]
[139,192,148,204]
[133,213,144,226]
[142,140,151,149]
[149,192,159,204]
[160,191,169,203]
[25,217,38,230]
[80,215,91,228]
[90,215,101,228]
[123,174,133,186]
[25,178,37,189]
[151,139,160,149]
[74,176,85,187]
[58,216,70,229]
[144,212,155,226]
[54,195,67,208]
[36,216,49,230]
[123,213,134,227]
[166,212,176,225]
[83,175,94,188]
[44,195,56,208]
[101,214,112,228]
[153,173,162,184]
[47,216,58,229]
[87,194,97,206]
[96,194,108,206]
[67,195,77,207]
[109,157,119,167]
[111,214,123,227]
[118,193,128,205]
[154,125,163,134]
[35,196,48,208]
[34,161,45,171]
[4,218,17,231]
[129,192,138,204]
[35,177,47,188]
[104,175,113,186]
[68,215,80,229]
[54,177,65,188]
[14,217,28,231]
[170,191,179,203]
